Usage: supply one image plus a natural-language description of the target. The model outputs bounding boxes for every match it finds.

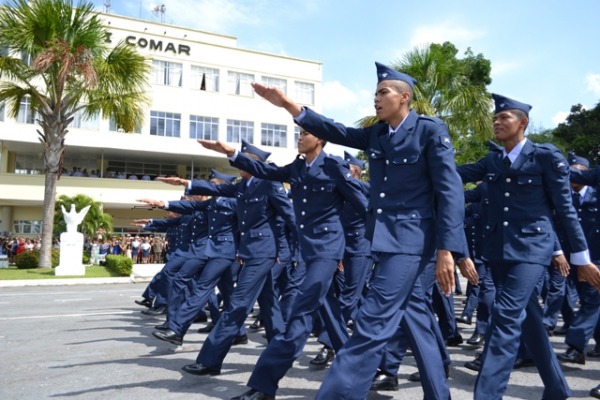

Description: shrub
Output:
[105,255,133,276]
[14,249,60,269]
[82,253,90,264]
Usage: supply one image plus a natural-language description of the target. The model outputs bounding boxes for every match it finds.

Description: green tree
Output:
[54,194,113,238]
[551,103,600,165]
[0,0,150,268]
[356,42,493,165]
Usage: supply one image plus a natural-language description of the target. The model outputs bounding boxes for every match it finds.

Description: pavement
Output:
[0,272,599,399]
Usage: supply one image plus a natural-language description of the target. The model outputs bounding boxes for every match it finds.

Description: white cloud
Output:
[409,21,485,49]
[585,73,600,95]
[321,80,360,111]
[552,111,569,126]
[491,61,520,77]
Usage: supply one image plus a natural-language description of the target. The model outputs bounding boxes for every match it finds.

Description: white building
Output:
[0,12,322,236]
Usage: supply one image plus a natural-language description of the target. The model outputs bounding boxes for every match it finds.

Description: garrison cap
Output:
[375,62,417,88]
[209,169,236,184]
[567,152,590,168]
[344,151,365,169]
[492,93,532,116]
[241,139,271,162]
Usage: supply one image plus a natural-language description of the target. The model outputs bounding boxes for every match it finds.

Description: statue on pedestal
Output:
[55,204,91,276]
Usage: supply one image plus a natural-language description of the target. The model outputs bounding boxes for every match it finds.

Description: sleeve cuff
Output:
[293,107,307,124]
[570,250,591,266]
[229,150,239,162]
[552,250,564,256]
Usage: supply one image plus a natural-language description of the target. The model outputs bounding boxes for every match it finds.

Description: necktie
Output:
[573,192,581,208]
[503,156,512,170]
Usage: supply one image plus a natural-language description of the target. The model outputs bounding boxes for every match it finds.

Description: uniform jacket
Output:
[145,215,188,259]
[186,177,297,260]
[296,107,466,256]
[458,140,588,265]
[165,199,237,260]
[231,151,368,262]
[342,180,371,256]
[464,183,489,263]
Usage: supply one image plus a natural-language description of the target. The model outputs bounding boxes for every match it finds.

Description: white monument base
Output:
[55,232,86,276]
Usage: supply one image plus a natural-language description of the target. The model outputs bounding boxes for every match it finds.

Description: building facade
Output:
[0,12,322,236]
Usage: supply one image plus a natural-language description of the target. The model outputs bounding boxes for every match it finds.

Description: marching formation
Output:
[132,62,600,400]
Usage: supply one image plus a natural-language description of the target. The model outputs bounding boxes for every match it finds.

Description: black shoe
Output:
[445,334,463,347]
[464,353,482,372]
[193,312,208,323]
[230,388,274,400]
[557,347,585,365]
[554,325,570,336]
[513,357,535,369]
[466,332,484,346]
[152,329,183,346]
[588,344,600,358]
[197,322,214,333]
[455,290,463,295]
[135,299,152,308]
[155,322,169,331]
[456,315,472,326]
[181,363,220,376]
[370,370,399,391]
[249,318,265,331]
[408,365,449,382]
[309,346,335,369]
[232,334,248,346]
[141,305,167,316]
[590,383,600,399]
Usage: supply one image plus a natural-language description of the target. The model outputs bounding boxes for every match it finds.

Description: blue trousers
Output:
[150,255,188,307]
[316,252,450,400]
[462,260,495,335]
[565,263,600,352]
[167,258,233,336]
[272,259,306,324]
[475,262,571,400]
[246,258,340,397]
[379,261,451,376]
[198,257,282,370]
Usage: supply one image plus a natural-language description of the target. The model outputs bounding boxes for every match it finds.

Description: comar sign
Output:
[106,32,191,56]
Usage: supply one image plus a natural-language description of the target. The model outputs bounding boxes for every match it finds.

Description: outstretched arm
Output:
[251,82,302,117]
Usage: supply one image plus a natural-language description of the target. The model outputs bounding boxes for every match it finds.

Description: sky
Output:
[91,0,600,133]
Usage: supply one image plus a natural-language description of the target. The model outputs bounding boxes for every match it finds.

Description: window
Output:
[106,160,177,178]
[71,109,100,130]
[15,154,43,175]
[17,97,35,124]
[294,126,300,149]
[261,123,287,147]
[191,66,219,92]
[109,115,141,133]
[190,115,218,140]
[295,81,315,105]
[0,101,4,121]
[226,119,254,143]
[150,111,181,137]
[151,60,183,87]
[261,76,287,94]
[228,71,254,96]
[13,220,42,234]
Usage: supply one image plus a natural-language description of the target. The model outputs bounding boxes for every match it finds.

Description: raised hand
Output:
[197,140,236,157]
[156,176,188,186]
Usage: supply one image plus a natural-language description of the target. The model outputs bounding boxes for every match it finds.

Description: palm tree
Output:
[357,42,493,164]
[0,0,150,268]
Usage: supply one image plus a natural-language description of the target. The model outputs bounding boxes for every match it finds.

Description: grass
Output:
[0,265,123,280]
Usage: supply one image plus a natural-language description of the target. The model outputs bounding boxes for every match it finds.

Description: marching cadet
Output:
[198,124,368,400]
[143,171,239,345]
[457,94,599,400]
[156,140,298,375]
[246,62,472,400]
[556,154,600,362]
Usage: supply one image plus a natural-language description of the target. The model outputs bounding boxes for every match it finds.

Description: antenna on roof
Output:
[151,4,166,23]
[103,0,111,13]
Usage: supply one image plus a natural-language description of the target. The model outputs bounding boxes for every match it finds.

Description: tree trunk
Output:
[39,169,58,268]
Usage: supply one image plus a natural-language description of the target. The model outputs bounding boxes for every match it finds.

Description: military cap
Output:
[241,139,271,161]
[209,169,237,183]
[375,62,417,88]
[492,93,532,116]
[344,151,366,169]
[567,152,590,168]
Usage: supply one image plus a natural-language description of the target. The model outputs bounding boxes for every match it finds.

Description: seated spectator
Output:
[141,174,151,181]
[128,174,138,180]
[89,170,98,178]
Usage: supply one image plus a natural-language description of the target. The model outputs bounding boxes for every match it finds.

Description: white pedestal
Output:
[55,232,85,276]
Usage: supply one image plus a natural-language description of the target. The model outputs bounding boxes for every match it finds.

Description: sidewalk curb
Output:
[0,264,161,287]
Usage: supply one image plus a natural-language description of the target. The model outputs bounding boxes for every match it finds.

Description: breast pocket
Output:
[390,153,420,166]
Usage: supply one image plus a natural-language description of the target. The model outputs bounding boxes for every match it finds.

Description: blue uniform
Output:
[164,198,238,337]
[186,176,297,371]
[294,107,466,400]
[458,140,590,400]
[231,150,368,397]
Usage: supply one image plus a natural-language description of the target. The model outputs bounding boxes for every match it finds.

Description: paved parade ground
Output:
[0,282,598,400]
